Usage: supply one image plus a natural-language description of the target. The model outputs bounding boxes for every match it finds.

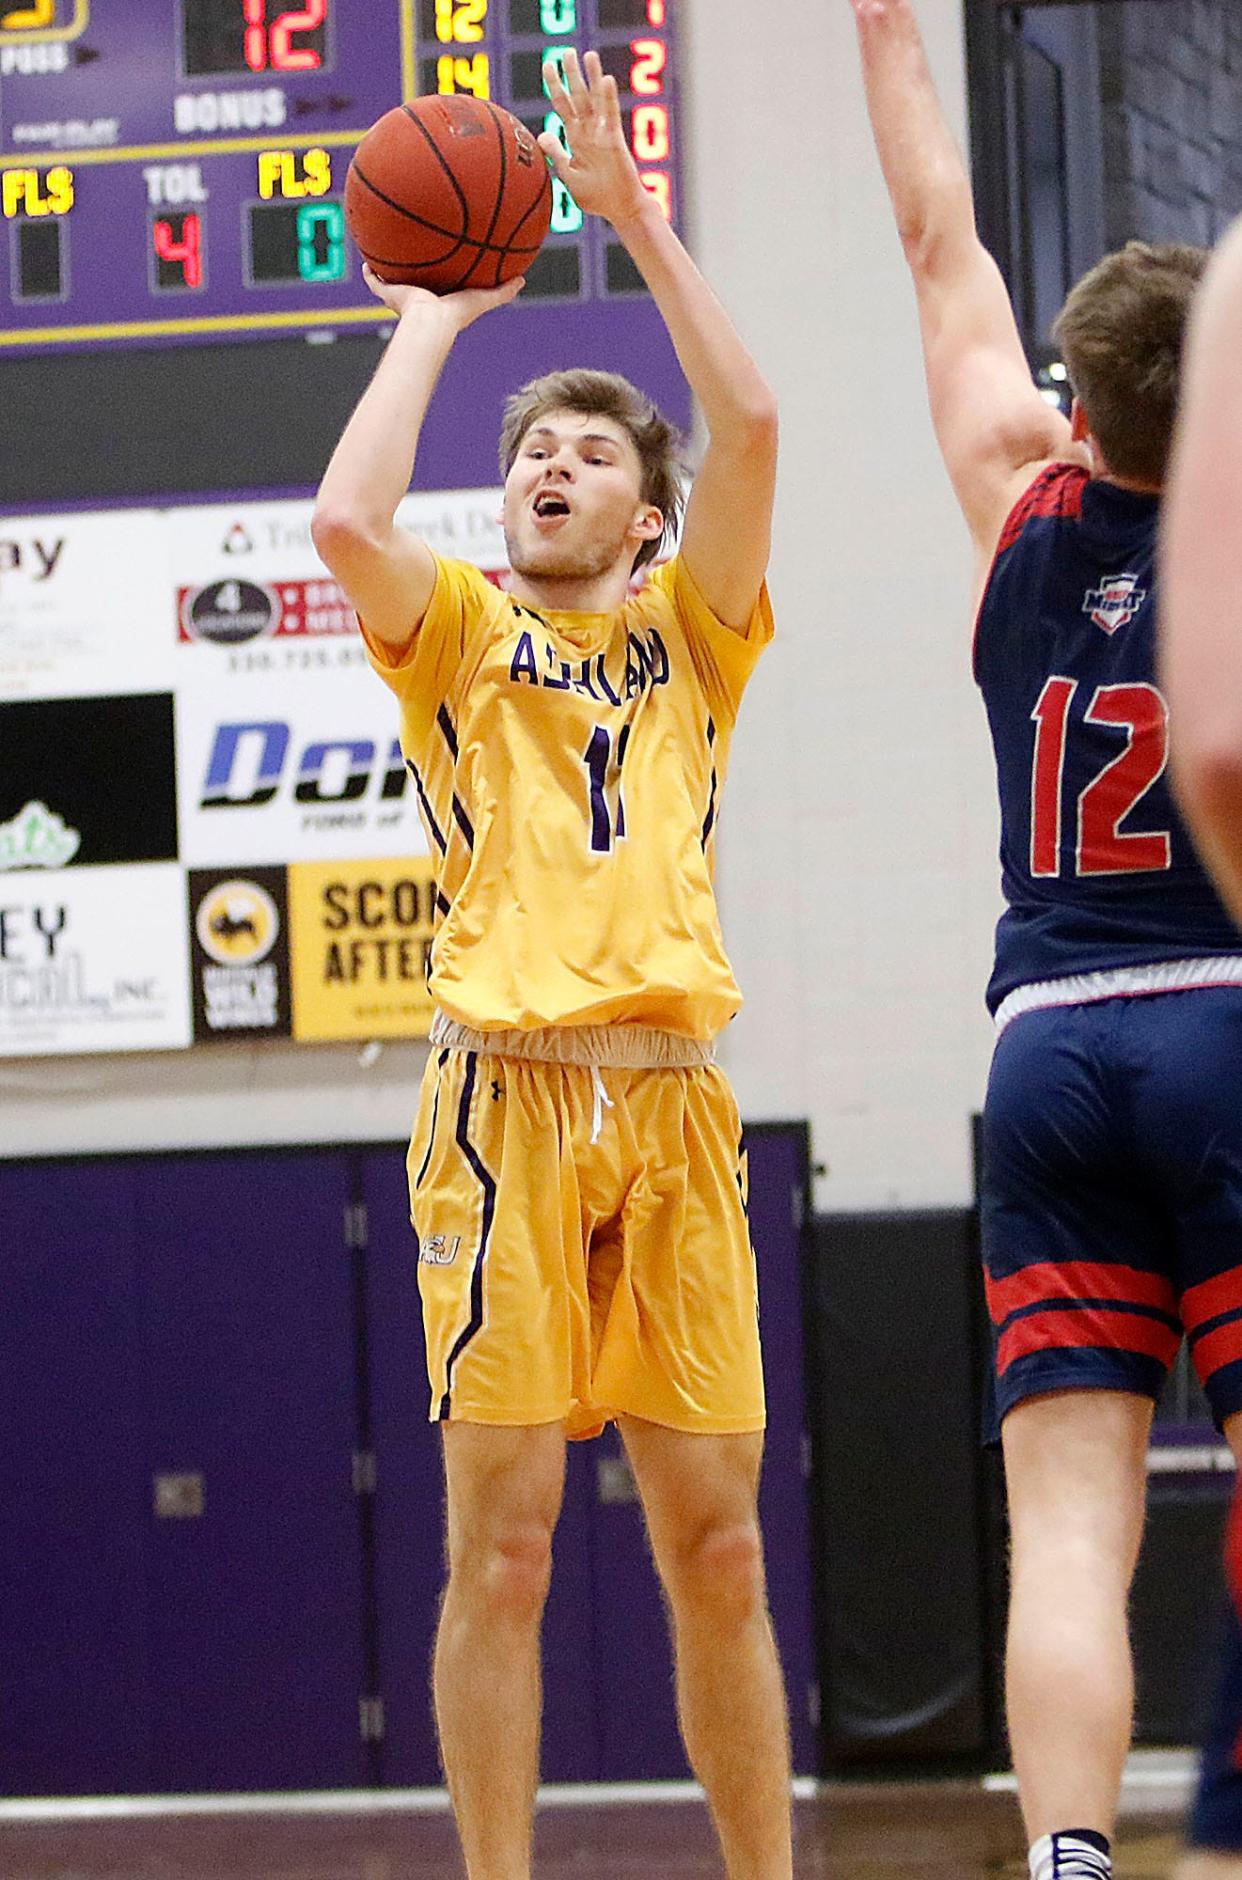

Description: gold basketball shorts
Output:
[406,1035,765,1440]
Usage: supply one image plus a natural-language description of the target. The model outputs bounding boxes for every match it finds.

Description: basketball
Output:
[345,96,553,294]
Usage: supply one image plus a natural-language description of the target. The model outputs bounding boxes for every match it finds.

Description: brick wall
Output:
[1099,0,1242,247]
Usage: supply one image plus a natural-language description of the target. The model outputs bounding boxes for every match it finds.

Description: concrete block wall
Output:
[1100,0,1242,248]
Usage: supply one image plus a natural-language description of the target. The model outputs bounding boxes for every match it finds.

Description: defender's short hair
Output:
[1052,241,1208,486]
[499,368,685,569]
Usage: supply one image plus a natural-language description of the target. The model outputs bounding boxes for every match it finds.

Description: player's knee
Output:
[453,1518,555,1627]
[666,1519,767,1626]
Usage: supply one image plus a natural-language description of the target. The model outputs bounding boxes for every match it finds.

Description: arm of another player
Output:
[311,271,522,649]
[849,0,1074,572]
[1162,216,1242,924]
[541,50,777,635]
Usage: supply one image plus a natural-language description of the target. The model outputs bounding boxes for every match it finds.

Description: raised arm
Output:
[312,274,521,649]
[849,0,1072,565]
[1162,217,1242,922]
[541,51,777,633]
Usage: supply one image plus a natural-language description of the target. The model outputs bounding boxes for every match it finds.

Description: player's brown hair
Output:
[499,368,685,569]
[1052,241,1209,486]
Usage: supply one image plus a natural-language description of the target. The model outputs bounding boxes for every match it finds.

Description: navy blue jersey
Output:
[975,462,1240,1012]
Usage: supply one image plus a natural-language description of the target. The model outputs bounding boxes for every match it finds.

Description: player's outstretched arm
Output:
[849,0,1072,566]
[1163,216,1242,925]
[540,50,777,634]
[312,272,522,648]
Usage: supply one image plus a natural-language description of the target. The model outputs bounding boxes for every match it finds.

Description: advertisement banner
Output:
[1,694,179,868]
[167,490,506,602]
[0,510,172,702]
[0,491,507,1057]
[188,866,293,1044]
[175,665,427,869]
[0,863,192,1057]
[287,857,436,1042]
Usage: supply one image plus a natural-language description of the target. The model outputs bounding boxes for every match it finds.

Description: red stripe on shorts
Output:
[986,1259,1176,1325]
[1181,1265,1242,1336]
[1190,1316,1242,1386]
[996,1305,1181,1376]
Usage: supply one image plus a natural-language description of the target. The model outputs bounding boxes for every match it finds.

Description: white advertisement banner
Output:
[0,863,192,1057]
[167,488,506,596]
[0,510,173,702]
[175,663,429,869]
[0,490,507,1055]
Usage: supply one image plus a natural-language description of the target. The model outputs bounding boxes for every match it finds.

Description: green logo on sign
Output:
[0,800,81,871]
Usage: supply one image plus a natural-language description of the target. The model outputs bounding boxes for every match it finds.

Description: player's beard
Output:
[505,516,633,587]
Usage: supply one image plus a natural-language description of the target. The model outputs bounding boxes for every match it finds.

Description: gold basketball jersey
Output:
[362,554,772,1040]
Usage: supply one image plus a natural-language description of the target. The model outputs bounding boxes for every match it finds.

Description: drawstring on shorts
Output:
[589,1065,614,1145]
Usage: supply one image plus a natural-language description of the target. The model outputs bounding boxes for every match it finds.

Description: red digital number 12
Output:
[243,0,326,73]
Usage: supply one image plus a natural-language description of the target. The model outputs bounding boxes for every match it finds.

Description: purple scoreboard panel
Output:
[0,0,680,352]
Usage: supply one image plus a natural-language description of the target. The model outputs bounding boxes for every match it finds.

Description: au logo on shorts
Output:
[420,1233,461,1267]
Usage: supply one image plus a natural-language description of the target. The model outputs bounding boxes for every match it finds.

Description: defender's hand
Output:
[538,48,648,228]
[362,264,525,330]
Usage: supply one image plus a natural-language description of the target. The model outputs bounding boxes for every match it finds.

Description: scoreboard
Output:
[0,0,680,351]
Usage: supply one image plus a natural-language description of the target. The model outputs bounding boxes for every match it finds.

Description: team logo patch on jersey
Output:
[420,1234,461,1267]
[1083,573,1147,636]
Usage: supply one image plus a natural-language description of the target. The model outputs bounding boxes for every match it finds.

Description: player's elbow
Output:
[311,504,385,575]
[728,391,779,465]
[897,175,975,281]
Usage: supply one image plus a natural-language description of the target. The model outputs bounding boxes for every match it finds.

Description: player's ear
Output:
[633,503,663,544]
[1070,397,1090,444]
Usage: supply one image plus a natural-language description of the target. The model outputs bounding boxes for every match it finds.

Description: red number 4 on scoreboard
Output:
[152,213,203,289]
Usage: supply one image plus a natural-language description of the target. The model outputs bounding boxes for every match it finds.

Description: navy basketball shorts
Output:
[981,987,1242,1427]
[1189,1488,1242,1852]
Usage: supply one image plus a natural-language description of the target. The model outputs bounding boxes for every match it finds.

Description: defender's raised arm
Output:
[541,50,777,632]
[849,0,1070,566]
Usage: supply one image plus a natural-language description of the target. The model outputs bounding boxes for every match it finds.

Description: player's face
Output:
[503,410,661,583]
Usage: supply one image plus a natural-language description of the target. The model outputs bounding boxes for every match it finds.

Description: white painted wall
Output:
[690,0,1001,1210]
[3,0,1001,1212]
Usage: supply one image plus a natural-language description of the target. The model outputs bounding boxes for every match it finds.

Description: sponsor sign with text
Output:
[175,665,427,869]
[0,510,172,702]
[287,857,436,1042]
[0,864,192,1057]
[188,866,292,1043]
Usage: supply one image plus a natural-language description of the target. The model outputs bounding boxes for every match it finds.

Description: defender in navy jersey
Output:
[851,6,1242,1880]
[1164,216,1242,1877]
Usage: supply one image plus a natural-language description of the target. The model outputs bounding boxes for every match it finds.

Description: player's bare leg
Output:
[1001,1389,1153,1845]
[434,1421,566,1880]
[619,1417,793,1880]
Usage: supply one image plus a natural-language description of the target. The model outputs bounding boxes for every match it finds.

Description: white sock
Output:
[1028,1829,1112,1880]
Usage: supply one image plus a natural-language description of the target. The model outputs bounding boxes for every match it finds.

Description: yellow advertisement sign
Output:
[287,857,435,1042]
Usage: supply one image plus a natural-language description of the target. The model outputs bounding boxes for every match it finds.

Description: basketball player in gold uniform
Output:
[312,50,789,1880]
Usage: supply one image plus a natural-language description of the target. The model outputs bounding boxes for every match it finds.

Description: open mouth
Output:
[533,490,571,520]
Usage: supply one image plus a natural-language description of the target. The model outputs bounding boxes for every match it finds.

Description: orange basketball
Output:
[345,96,553,293]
